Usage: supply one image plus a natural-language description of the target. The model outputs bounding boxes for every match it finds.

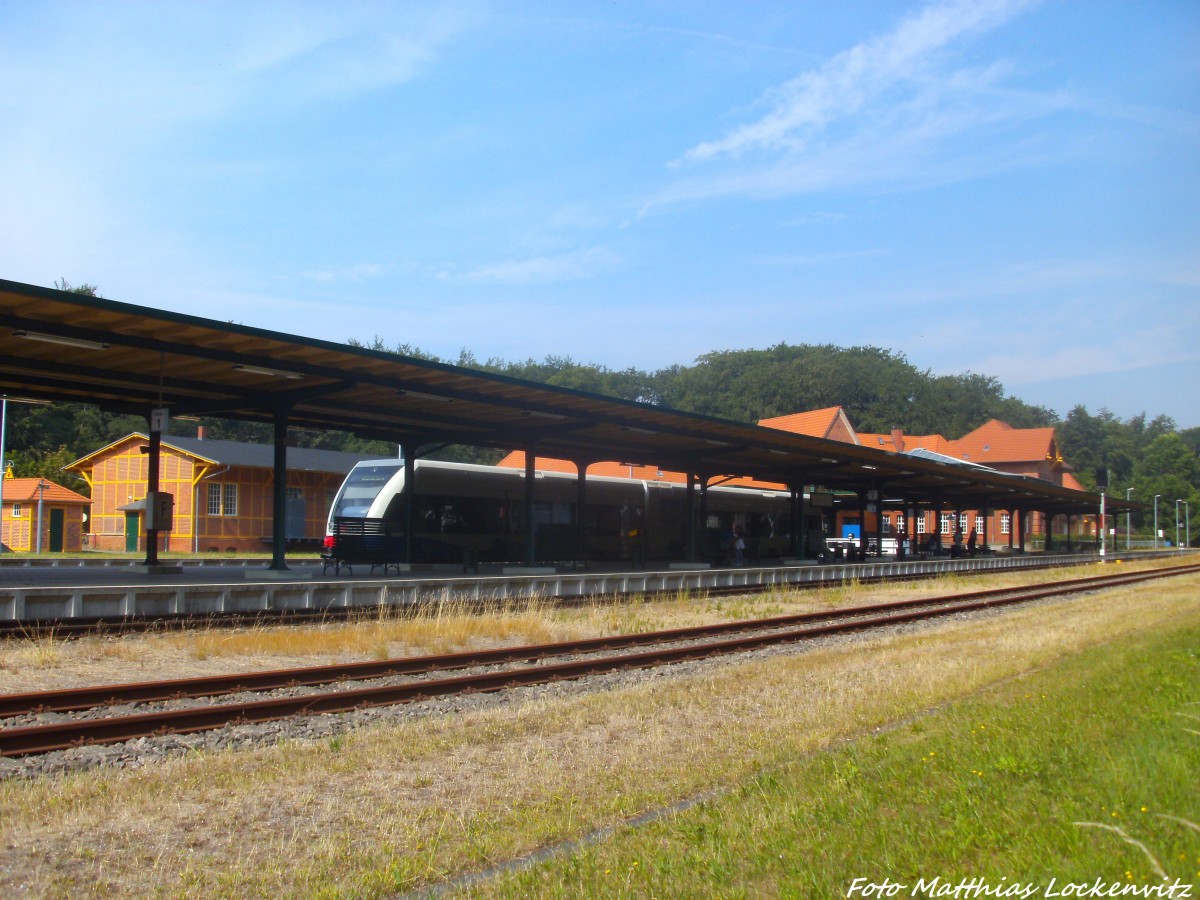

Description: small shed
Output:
[0,477,91,553]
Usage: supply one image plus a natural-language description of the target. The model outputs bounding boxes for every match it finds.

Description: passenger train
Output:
[326,458,830,564]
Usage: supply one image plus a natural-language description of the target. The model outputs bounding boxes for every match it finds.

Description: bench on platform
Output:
[321,517,405,576]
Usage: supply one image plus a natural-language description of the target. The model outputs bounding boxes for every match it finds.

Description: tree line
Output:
[4,329,1197,542]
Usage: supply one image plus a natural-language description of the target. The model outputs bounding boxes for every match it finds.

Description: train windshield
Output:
[329,462,404,520]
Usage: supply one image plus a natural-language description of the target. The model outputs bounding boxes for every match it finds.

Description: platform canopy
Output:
[0,278,1124,517]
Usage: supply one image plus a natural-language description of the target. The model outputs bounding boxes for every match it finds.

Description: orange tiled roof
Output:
[1,477,90,505]
[498,452,688,483]
[858,432,898,450]
[857,431,954,454]
[758,407,860,444]
[948,419,1061,465]
[496,452,783,489]
[1061,472,1086,491]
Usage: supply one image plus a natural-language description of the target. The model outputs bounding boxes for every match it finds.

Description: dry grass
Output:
[0,567,1195,897]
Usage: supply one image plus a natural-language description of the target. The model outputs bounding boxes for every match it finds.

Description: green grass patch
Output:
[486,622,1200,898]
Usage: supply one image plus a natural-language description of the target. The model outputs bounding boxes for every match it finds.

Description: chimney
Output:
[197,426,206,441]
[890,428,905,452]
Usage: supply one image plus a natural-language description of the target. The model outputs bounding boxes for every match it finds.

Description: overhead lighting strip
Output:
[13,330,109,351]
[231,364,303,380]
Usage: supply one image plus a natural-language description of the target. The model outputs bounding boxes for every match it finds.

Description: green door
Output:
[49,508,65,553]
[125,512,140,552]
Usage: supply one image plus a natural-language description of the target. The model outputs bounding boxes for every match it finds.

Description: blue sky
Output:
[2,0,1197,428]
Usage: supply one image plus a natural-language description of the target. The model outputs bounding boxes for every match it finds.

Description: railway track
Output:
[2,562,1196,759]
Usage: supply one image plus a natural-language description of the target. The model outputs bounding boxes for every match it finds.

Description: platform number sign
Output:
[150,408,170,434]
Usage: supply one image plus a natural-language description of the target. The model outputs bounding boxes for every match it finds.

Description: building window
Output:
[1000,513,1011,535]
[286,487,304,501]
[916,516,926,534]
[881,516,892,535]
[975,515,985,533]
[11,504,22,518]
[208,483,239,516]
[895,514,905,534]
[940,513,954,534]
[959,513,969,532]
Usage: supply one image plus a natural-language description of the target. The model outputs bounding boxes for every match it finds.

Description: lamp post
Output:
[1177,499,1183,553]
[1125,488,1132,551]
[1153,495,1161,551]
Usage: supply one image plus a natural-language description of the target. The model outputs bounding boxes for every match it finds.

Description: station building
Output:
[0,476,90,553]
[66,431,377,553]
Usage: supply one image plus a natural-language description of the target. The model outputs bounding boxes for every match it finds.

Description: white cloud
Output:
[651,0,1052,207]
[682,0,1039,163]
[458,247,622,286]
[0,3,482,307]
[752,248,891,267]
[300,263,393,284]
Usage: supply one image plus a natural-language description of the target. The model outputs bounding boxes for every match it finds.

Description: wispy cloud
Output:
[682,0,1038,162]
[229,6,478,103]
[0,3,481,294]
[300,263,393,284]
[752,248,891,267]
[458,246,622,285]
[1,4,479,135]
[655,0,1048,205]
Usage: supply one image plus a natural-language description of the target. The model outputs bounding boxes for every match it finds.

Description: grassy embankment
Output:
[486,598,1200,898]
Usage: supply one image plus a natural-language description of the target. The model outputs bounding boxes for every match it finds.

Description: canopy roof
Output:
[0,278,1125,515]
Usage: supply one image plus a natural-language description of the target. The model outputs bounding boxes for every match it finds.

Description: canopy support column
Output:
[402,444,416,565]
[142,420,163,567]
[574,459,588,565]
[790,477,807,559]
[871,485,884,557]
[268,405,291,572]
[524,447,537,567]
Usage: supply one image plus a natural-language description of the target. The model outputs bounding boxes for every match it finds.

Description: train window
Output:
[532,501,572,525]
[587,504,621,537]
[332,462,402,519]
[413,495,506,534]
